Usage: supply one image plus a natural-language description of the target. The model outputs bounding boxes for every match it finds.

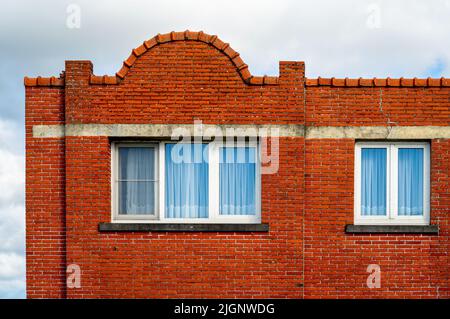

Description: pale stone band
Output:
[32,124,450,139]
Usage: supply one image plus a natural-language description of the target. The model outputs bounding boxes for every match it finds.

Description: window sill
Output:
[99,223,269,232]
[345,224,438,234]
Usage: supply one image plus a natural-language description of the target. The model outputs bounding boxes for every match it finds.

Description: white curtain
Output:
[361,148,387,216]
[220,147,256,215]
[165,143,209,218]
[398,148,423,216]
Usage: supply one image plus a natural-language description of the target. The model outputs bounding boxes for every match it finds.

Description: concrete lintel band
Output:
[33,124,305,138]
[32,124,450,139]
[306,126,450,139]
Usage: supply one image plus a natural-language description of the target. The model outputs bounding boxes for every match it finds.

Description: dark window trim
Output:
[345,224,438,234]
[99,223,269,232]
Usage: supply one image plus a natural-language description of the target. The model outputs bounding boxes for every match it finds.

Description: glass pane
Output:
[398,148,423,216]
[220,147,256,215]
[165,143,209,218]
[118,147,156,215]
[119,181,155,215]
[119,147,155,180]
[361,148,387,216]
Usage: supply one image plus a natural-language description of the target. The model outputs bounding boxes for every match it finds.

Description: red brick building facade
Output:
[25,31,449,298]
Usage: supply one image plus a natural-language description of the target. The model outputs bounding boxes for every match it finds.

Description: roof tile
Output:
[124,53,137,67]
[143,38,157,49]
[240,66,252,81]
[90,75,103,85]
[133,44,147,57]
[115,65,129,79]
[400,77,414,87]
[263,76,278,85]
[104,75,118,85]
[442,78,450,87]
[305,76,449,87]
[249,76,264,85]
[373,78,386,86]
[413,78,427,87]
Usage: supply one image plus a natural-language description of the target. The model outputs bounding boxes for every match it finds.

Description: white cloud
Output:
[0,253,25,280]
[0,151,24,205]
[0,120,25,298]
[0,278,26,299]
[0,203,24,255]
[1,0,449,78]
[0,120,23,154]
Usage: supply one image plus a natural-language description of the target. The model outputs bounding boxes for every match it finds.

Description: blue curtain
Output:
[119,147,155,215]
[361,148,387,216]
[220,147,256,215]
[165,143,209,218]
[398,148,423,216]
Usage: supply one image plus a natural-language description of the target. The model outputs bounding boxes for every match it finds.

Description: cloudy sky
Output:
[0,0,449,298]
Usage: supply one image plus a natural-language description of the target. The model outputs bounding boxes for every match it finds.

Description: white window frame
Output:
[158,140,210,224]
[212,139,261,223]
[354,141,430,225]
[112,142,159,221]
[112,140,261,224]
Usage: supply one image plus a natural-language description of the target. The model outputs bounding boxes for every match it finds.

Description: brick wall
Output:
[305,86,449,126]
[25,31,449,298]
[25,86,66,298]
[303,139,447,298]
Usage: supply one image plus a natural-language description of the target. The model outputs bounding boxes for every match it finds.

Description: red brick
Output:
[25,31,450,299]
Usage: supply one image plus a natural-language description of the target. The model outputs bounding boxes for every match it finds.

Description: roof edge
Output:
[306,77,450,87]
[24,76,64,87]
[23,31,450,88]
[91,30,279,86]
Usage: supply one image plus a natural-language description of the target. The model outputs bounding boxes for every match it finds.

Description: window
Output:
[354,142,430,225]
[165,143,209,219]
[114,144,158,220]
[112,141,261,223]
[220,146,257,216]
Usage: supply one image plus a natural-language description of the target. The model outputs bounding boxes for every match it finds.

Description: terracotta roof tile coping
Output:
[306,77,450,87]
[24,76,64,87]
[107,30,278,86]
[24,31,449,87]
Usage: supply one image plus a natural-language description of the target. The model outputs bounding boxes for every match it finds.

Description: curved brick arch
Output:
[107,30,278,85]
[92,30,279,86]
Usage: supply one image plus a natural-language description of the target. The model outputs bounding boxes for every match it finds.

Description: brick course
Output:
[25,31,449,298]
